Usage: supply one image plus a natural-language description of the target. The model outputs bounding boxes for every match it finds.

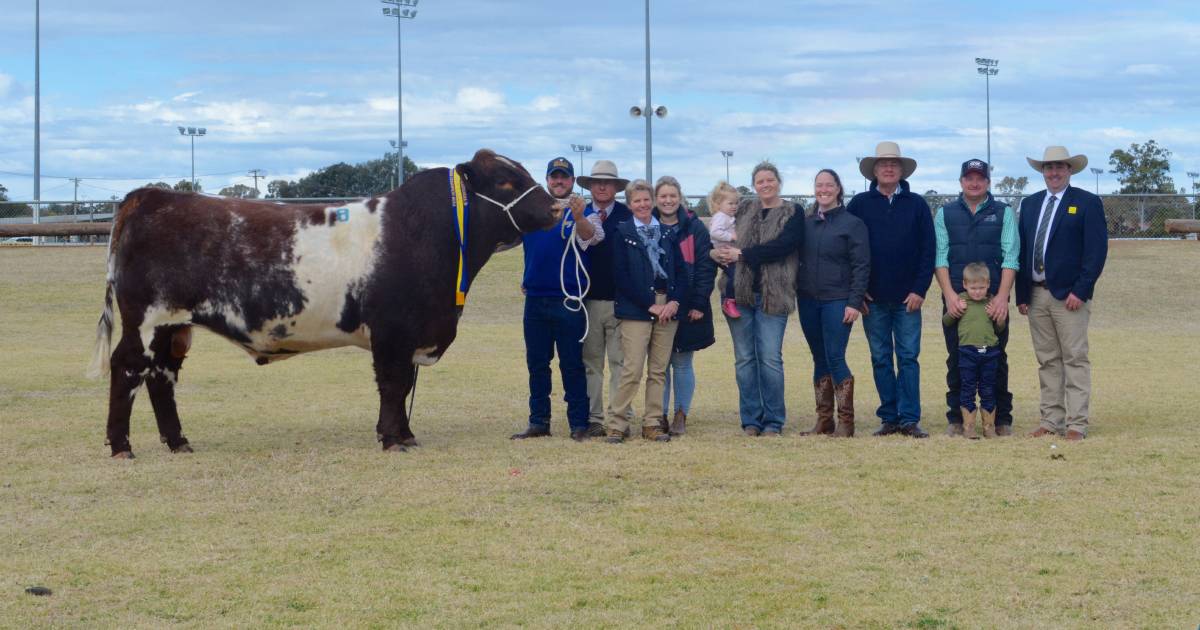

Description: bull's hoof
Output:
[400,437,420,448]
[171,443,194,454]
[383,444,408,453]
[112,451,135,460]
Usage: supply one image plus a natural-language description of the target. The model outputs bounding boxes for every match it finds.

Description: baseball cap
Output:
[546,157,574,177]
[960,159,990,178]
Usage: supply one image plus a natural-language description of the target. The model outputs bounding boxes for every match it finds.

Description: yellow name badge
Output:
[1068,206,1078,214]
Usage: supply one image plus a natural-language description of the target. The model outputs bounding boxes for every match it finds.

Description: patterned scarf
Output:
[636,223,668,280]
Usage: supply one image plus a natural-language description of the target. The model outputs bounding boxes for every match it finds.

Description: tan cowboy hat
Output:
[576,160,630,190]
[859,141,918,180]
[1026,146,1088,175]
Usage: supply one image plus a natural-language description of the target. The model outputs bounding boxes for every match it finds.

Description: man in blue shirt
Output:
[511,157,606,441]
[934,159,1020,436]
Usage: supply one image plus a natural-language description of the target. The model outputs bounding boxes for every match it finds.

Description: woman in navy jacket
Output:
[653,176,716,436]
[605,179,688,443]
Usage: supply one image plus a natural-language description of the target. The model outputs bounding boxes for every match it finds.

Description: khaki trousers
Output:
[583,299,624,424]
[607,297,678,436]
[1028,286,1092,434]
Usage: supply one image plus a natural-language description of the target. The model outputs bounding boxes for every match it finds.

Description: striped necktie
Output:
[1033,195,1056,274]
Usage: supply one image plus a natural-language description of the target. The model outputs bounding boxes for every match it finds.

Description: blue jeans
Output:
[797,298,853,384]
[958,346,1001,412]
[862,302,923,426]
[725,294,788,431]
[943,303,1012,425]
[523,296,589,431]
[663,351,696,415]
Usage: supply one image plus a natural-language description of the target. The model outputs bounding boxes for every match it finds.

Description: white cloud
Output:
[0,73,13,99]
[1123,64,1170,76]
[454,87,504,113]
[530,95,560,112]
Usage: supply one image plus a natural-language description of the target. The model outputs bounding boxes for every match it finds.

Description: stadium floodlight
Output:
[721,150,734,183]
[570,144,592,182]
[974,57,1000,169]
[380,0,422,186]
[1089,167,1103,194]
[179,126,208,190]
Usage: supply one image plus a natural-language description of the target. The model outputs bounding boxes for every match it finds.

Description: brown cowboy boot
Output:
[800,375,836,436]
[669,409,687,436]
[961,406,979,439]
[981,408,997,439]
[642,423,671,442]
[832,376,855,438]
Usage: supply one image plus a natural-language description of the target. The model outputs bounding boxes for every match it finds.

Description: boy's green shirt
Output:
[943,292,1006,347]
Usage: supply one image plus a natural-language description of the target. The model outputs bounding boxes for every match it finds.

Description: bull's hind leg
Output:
[106,325,151,458]
[372,348,418,452]
[145,325,193,453]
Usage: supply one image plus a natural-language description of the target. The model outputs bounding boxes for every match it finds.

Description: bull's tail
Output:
[86,222,118,379]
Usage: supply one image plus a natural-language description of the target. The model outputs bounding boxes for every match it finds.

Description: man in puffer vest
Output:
[933,159,1020,436]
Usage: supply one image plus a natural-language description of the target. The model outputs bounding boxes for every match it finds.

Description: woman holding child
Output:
[712,162,802,437]
[725,169,870,437]
[654,176,716,437]
[605,179,689,443]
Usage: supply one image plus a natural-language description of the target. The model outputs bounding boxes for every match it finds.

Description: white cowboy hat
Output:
[1026,146,1088,175]
[576,160,630,190]
[859,141,918,180]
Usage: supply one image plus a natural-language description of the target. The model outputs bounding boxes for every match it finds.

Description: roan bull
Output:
[88,149,564,457]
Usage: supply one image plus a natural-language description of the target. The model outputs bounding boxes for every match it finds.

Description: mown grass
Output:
[1,241,1198,628]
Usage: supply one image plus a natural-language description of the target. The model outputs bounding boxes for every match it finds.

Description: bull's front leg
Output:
[371,349,418,452]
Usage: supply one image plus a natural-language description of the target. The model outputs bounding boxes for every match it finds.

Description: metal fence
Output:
[3,193,1198,242]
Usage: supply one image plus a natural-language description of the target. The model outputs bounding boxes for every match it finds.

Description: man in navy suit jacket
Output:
[1015,146,1108,441]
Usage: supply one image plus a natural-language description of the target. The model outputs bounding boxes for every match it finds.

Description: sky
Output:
[1,0,1198,201]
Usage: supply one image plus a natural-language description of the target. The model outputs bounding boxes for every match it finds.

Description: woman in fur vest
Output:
[711,161,802,436]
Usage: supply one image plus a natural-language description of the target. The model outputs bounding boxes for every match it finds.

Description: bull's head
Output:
[456,150,565,240]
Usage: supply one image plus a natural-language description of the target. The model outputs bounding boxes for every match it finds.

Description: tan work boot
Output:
[669,409,687,436]
[642,424,671,442]
[961,406,979,439]
[981,408,997,438]
[832,376,855,438]
[801,375,836,436]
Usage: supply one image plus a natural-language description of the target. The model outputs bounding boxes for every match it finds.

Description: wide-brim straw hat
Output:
[1026,146,1088,175]
[576,160,630,190]
[859,141,918,180]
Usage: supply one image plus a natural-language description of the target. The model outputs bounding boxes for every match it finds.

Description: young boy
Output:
[707,182,741,318]
[942,262,1007,438]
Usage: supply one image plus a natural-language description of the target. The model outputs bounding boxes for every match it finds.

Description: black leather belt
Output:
[1032,281,1046,288]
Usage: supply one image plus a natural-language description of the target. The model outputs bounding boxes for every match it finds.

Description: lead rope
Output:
[559,215,592,342]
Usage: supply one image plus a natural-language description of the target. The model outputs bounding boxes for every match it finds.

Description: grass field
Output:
[2,241,1198,628]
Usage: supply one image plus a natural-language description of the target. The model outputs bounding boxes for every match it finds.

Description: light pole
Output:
[389,140,408,189]
[855,157,868,192]
[1089,167,1103,195]
[571,144,592,179]
[629,0,666,182]
[177,126,206,190]
[720,150,733,183]
[34,0,40,228]
[381,0,419,186]
[975,58,999,169]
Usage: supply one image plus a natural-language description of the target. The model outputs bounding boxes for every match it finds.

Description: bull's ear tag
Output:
[337,208,350,222]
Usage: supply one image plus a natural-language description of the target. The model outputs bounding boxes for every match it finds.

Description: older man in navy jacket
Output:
[1016,146,1108,441]
[848,142,936,439]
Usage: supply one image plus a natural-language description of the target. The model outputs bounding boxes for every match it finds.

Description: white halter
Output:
[474,185,542,233]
